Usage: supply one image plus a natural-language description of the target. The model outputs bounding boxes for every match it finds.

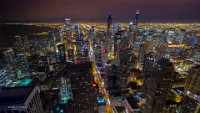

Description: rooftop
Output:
[125,97,139,110]
[114,106,125,113]
[0,86,34,105]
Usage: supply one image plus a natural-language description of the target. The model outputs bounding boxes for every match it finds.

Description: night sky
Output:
[0,0,200,22]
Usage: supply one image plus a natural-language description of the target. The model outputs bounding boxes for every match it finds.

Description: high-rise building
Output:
[144,58,175,113]
[129,10,140,31]
[180,65,200,113]
[0,86,44,113]
[180,94,200,113]
[142,52,156,96]
[59,77,72,104]
[0,48,15,81]
[105,60,113,88]
[0,66,11,87]
[67,49,74,61]
[134,10,140,26]
[57,44,66,63]
[107,13,113,32]
[65,18,72,39]
[185,65,200,93]
[13,36,30,77]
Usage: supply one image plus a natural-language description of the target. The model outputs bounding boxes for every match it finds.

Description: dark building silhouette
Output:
[144,58,175,113]
[134,10,140,26]
[107,13,113,32]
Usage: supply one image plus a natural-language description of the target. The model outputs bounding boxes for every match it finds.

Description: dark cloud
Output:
[0,0,200,22]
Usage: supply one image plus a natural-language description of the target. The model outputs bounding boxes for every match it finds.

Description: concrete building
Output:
[0,85,44,113]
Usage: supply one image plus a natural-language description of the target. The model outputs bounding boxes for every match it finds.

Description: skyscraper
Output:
[107,13,113,32]
[180,65,200,113]
[59,77,72,104]
[142,52,156,96]
[134,10,140,26]
[180,95,200,113]
[65,18,72,39]
[57,44,66,63]
[185,65,200,93]
[0,86,44,113]
[144,58,175,113]
[13,36,30,77]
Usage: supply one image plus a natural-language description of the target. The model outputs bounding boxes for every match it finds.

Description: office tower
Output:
[179,65,200,113]
[65,18,72,39]
[101,47,108,67]
[67,49,74,61]
[142,52,156,96]
[138,43,145,63]
[144,58,175,113]
[134,10,140,26]
[118,36,132,90]
[105,60,113,88]
[59,77,72,104]
[130,10,140,31]
[0,48,15,80]
[13,36,30,77]
[0,48,15,67]
[185,65,200,93]
[107,13,113,32]
[0,86,44,113]
[0,66,10,86]
[156,42,167,61]
[180,94,200,113]
[66,63,95,113]
[57,44,66,63]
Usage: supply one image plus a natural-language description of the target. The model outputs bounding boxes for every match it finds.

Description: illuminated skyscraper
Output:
[185,65,200,93]
[57,44,66,63]
[180,65,200,113]
[129,10,140,31]
[0,48,15,80]
[180,94,200,113]
[13,36,30,77]
[59,77,72,104]
[134,9,140,26]
[65,18,72,39]
[142,52,156,96]
[67,49,74,61]
[0,66,10,87]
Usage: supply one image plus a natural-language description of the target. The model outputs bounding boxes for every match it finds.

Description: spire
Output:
[108,11,112,16]
[136,9,140,15]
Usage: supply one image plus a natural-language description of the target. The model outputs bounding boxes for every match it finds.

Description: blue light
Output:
[113,24,121,30]
[74,25,79,31]
[97,97,106,105]
[60,109,64,113]
[84,46,88,50]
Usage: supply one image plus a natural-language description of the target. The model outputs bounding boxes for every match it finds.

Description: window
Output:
[29,102,32,108]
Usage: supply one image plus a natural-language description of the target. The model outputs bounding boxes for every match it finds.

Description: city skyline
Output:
[0,0,200,22]
[0,1,200,113]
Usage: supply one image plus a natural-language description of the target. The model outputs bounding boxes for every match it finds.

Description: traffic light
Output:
[92,83,97,87]
[102,49,107,53]
[92,83,98,88]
